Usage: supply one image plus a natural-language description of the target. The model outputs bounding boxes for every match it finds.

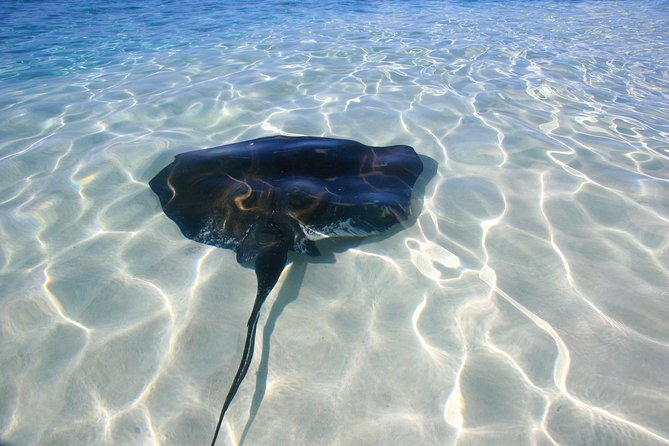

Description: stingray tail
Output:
[210,243,288,446]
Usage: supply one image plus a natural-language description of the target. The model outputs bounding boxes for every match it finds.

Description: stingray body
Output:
[149,135,423,445]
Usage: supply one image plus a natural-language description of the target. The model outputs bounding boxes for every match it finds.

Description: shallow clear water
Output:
[1,0,669,445]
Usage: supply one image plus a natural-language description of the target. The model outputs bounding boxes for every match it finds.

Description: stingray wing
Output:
[149,136,423,249]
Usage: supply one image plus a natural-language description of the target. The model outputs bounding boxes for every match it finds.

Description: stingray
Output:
[149,135,423,445]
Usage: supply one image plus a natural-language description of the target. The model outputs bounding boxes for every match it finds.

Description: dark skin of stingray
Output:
[149,135,423,446]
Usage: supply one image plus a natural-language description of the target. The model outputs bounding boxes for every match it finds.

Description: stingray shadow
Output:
[239,257,308,445]
[236,154,437,443]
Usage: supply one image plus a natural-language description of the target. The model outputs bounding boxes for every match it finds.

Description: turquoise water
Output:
[1,1,669,445]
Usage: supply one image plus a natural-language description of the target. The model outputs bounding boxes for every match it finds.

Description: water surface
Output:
[1,1,669,445]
